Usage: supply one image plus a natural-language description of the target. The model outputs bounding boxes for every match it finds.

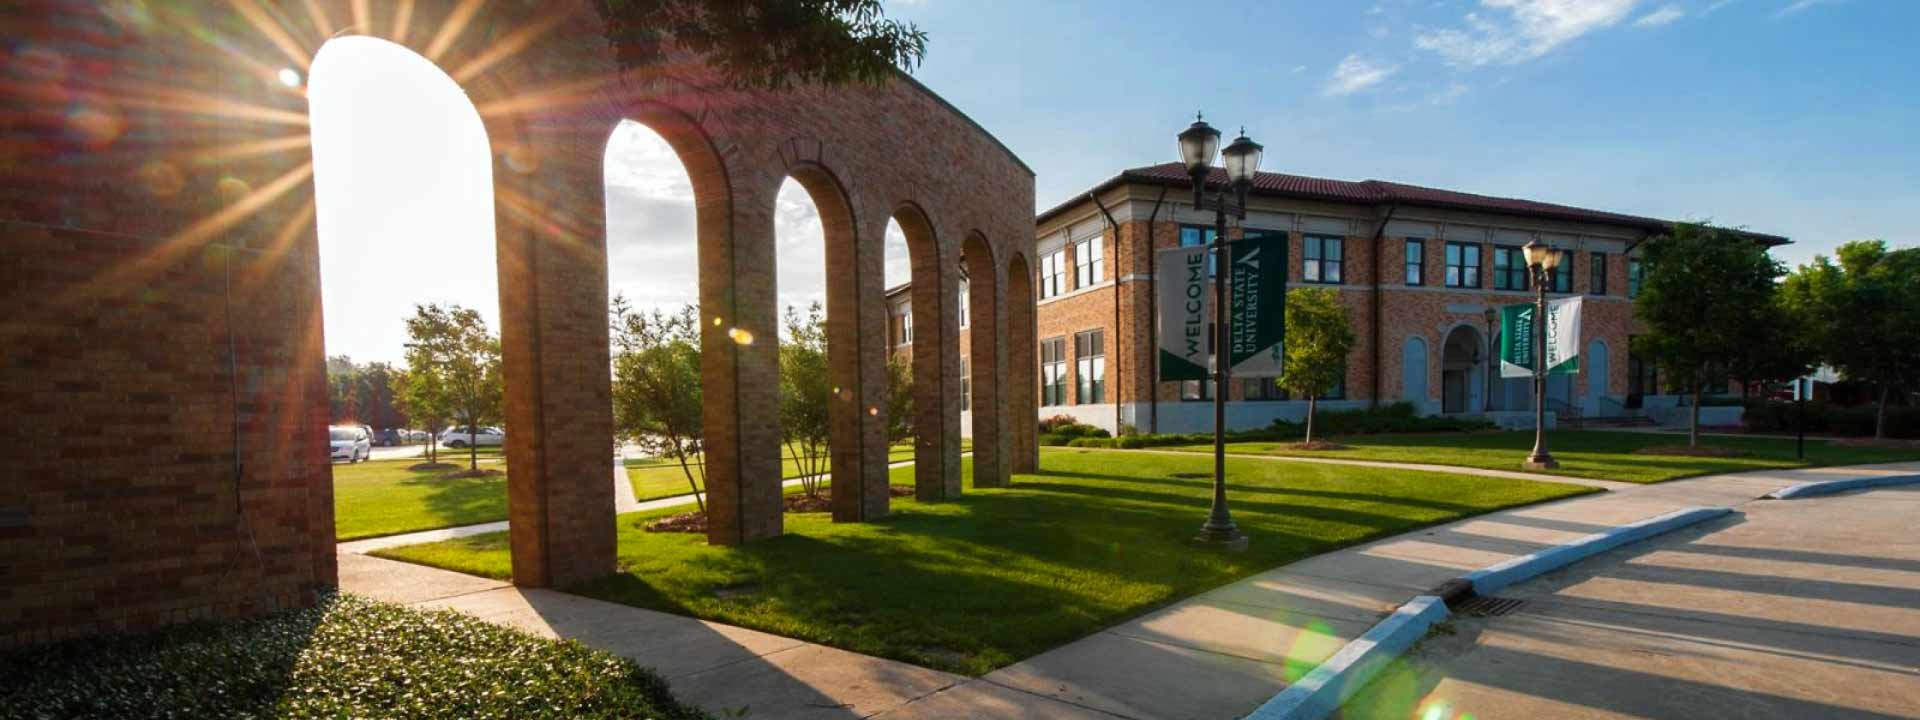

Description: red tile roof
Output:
[1040,163,1788,244]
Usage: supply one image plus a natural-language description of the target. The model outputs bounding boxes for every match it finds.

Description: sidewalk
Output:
[869,460,1920,720]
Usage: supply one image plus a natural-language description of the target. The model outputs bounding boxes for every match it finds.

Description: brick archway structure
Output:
[0,1,1033,643]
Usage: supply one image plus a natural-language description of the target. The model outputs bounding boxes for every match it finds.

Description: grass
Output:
[333,457,509,541]
[1161,429,1920,484]
[625,440,970,501]
[378,448,1594,675]
[0,593,708,719]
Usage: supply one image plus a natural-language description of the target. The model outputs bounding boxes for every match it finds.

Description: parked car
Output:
[372,428,403,447]
[329,426,371,463]
[406,429,431,444]
[439,426,505,448]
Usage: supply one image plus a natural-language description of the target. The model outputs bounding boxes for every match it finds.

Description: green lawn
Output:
[378,448,1595,675]
[333,458,509,541]
[625,441,969,501]
[1163,429,1920,484]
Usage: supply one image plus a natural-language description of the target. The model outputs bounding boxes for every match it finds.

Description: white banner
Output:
[1155,245,1212,382]
[1499,296,1583,378]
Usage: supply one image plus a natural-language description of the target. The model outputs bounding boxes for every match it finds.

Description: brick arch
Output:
[891,202,964,500]
[2,0,1035,641]
[1005,250,1039,474]
[962,231,1008,488]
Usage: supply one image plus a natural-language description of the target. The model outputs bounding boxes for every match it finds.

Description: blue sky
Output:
[889,0,1917,268]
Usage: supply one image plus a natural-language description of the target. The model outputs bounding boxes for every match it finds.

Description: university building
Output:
[892,163,1785,435]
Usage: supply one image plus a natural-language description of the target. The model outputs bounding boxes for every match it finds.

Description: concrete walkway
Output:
[1114,447,1637,491]
[867,460,1920,720]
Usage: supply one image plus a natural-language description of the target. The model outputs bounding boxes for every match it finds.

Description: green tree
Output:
[1279,288,1356,444]
[1781,240,1920,438]
[779,303,832,498]
[611,297,707,513]
[394,365,448,464]
[594,0,927,88]
[1632,223,1786,446]
[327,355,363,424]
[885,352,913,443]
[404,304,503,472]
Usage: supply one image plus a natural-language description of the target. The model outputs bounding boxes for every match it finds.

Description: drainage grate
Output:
[1456,595,1527,617]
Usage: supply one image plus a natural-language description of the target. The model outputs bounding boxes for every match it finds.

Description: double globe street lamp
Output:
[1520,237,1562,470]
[1175,114,1263,549]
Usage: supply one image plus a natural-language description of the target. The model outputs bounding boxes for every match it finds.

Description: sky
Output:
[310,0,1916,363]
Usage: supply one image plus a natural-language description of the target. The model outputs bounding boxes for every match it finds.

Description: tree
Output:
[611,297,707,514]
[404,304,503,472]
[885,352,913,443]
[1782,240,1920,438]
[594,0,928,89]
[327,355,363,424]
[394,365,448,465]
[779,303,832,498]
[1632,223,1786,447]
[1279,288,1356,445]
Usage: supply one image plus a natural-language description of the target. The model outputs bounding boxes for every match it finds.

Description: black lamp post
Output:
[1521,238,1562,470]
[1176,114,1262,549]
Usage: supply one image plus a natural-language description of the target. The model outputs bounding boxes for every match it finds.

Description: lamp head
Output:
[1177,113,1222,178]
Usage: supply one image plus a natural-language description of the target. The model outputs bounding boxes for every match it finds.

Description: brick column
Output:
[703,174,784,545]
[964,235,1009,487]
[903,208,963,499]
[1006,253,1039,474]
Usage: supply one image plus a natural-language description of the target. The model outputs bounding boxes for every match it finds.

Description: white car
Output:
[440,426,505,448]
[329,426,371,463]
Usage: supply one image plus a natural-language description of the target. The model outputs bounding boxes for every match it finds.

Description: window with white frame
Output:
[1040,337,1067,406]
[1074,235,1104,288]
[957,281,969,328]
[1075,329,1105,404]
[1039,250,1066,299]
[900,309,912,344]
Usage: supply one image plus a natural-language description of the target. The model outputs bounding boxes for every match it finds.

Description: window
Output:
[1492,246,1528,291]
[1074,235,1104,288]
[1244,377,1280,400]
[1404,239,1425,286]
[1549,251,1573,293]
[1040,337,1067,406]
[1445,242,1481,288]
[1589,252,1607,295]
[900,310,912,344]
[1324,372,1347,400]
[959,357,970,412]
[1628,258,1644,298]
[1075,330,1105,404]
[1039,250,1066,299]
[957,282,970,328]
[1304,234,1343,284]
[1179,224,1217,276]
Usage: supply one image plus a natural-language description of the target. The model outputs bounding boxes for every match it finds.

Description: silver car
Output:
[329,426,371,463]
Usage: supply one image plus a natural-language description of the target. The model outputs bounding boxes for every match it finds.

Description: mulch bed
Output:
[644,487,921,533]
[644,511,708,534]
[1634,445,1751,458]
[408,462,459,472]
[1283,440,1351,451]
[440,468,505,479]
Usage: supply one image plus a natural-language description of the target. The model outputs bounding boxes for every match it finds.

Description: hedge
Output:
[1111,403,1492,448]
[0,593,710,720]
[1742,400,1919,438]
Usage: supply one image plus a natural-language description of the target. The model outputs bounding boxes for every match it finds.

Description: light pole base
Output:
[1193,527,1249,552]
[1523,453,1560,470]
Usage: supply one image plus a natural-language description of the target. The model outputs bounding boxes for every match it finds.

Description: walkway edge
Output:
[1462,505,1733,596]
[1244,595,1449,720]
[1764,473,1920,500]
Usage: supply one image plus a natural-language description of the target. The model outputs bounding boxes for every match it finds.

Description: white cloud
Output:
[1291,64,1309,74]
[1415,0,1641,67]
[1326,54,1399,95]
[1701,0,1739,15]
[1775,0,1842,19]
[1635,5,1685,25]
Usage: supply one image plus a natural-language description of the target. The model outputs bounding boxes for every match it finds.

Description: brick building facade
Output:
[1019,164,1786,435]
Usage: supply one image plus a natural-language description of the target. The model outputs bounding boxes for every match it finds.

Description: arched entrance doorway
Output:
[1440,325,1483,414]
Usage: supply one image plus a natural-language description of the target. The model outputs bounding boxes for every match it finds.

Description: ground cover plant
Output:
[334,456,509,540]
[1161,429,1920,484]
[0,593,708,720]
[379,449,1594,675]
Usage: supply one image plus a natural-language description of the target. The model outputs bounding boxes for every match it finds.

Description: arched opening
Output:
[1440,325,1483,414]
[307,35,512,560]
[774,168,888,522]
[888,206,962,499]
[1401,336,1429,412]
[962,233,1005,487]
[1006,251,1038,474]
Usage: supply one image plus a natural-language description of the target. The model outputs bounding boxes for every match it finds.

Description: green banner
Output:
[1227,231,1288,378]
[1499,302,1578,377]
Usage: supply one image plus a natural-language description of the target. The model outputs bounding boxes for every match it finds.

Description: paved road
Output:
[1341,483,1920,719]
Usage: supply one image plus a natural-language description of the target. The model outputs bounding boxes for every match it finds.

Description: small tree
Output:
[1782,240,1920,438]
[885,352,913,444]
[1279,288,1356,444]
[779,303,832,497]
[404,304,503,472]
[395,365,448,464]
[1633,223,1786,447]
[595,0,928,89]
[611,297,707,513]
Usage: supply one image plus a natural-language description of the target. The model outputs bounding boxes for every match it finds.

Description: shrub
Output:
[1743,399,1919,438]
[0,593,709,720]
[1038,433,1070,447]
[1038,415,1080,434]
[1114,435,1148,449]
[1068,437,1115,448]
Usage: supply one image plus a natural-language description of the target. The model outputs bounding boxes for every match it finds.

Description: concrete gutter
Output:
[1764,473,1920,500]
[1458,506,1733,597]
[1245,595,1448,720]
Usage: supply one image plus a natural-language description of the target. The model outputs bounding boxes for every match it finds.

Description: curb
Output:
[1764,474,1920,500]
[1460,506,1733,597]
[1244,595,1449,720]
